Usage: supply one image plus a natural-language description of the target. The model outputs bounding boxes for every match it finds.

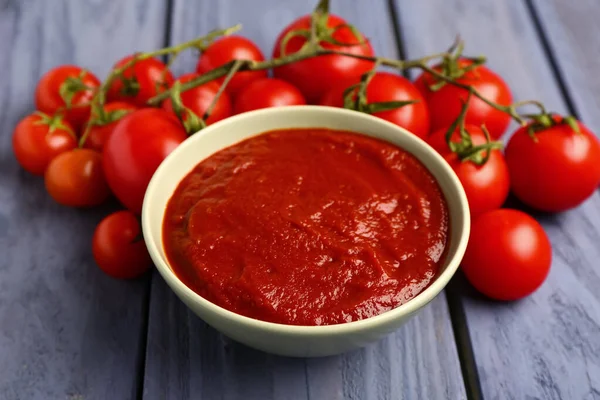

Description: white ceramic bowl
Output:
[142,106,470,357]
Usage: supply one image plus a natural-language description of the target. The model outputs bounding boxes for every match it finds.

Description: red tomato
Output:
[162,73,232,127]
[427,125,509,218]
[83,102,138,152]
[505,118,600,212]
[320,72,430,139]
[45,149,110,207]
[107,56,174,107]
[103,109,187,214]
[12,112,77,175]
[415,59,512,139]
[461,209,552,301]
[233,78,306,114]
[272,14,374,103]
[35,65,100,131]
[92,210,152,279]
[196,35,268,97]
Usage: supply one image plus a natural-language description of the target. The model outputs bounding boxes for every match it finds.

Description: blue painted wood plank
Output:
[142,1,467,399]
[144,272,467,400]
[393,0,600,399]
[0,1,168,399]
[531,0,600,133]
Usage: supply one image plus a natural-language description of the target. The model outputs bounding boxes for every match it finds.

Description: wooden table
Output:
[2,1,599,399]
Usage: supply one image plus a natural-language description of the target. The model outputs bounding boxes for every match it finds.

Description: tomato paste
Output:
[163,128,449,326]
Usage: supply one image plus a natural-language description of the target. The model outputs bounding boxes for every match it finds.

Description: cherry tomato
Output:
[505,118,600,212]
[272,14,374,103]
[415,59,512,139]
[35,65,100,131]
[107,56,174,107]
[162,73,232,127]
[12,112,77,176]
[461,209,552,301]
[103,109,187,214]
[92,210,152,279]
[427,125,509,218]
[196,35,268,97]
[320,72,430,139]
[233,78,306,114]
[45,149,110,207]
[82,102,138,152]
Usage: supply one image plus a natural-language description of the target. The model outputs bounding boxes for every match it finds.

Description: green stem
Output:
[78,25,241,147]
[315,0,330,14]
[418,64,527,126]
[352,59,381,112]
[202,59,245,121]
[457,125,503,165]
[146,24,242,59]
[149,47,333,105]
[146,45,486,106]
[140,5,548,135]
[510,99,548,115]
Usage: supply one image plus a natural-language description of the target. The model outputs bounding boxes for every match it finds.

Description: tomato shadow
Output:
[447,270,487,302]
[447,271,528,306]
[450,193,559,306]
[502,192,559,224]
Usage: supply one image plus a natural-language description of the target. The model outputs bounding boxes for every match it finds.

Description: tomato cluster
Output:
[415,62,600,300]
[11,5,600,302]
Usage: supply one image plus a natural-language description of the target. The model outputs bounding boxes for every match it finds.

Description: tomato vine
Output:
[80,0,577,153]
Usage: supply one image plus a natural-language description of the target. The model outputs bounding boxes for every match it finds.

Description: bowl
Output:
[142,105,470,357]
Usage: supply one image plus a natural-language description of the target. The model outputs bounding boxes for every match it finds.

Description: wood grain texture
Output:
[143,272,466,400]
[0,1,168,399]
[142,1,466,399]
[531,0,600,132]
[394,1,600,399]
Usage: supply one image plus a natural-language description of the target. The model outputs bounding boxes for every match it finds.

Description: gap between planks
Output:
[525,0,579,118]
[136,1,175,399]
[386,0,483,399]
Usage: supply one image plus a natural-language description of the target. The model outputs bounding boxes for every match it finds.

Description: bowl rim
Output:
[142,105,470,335]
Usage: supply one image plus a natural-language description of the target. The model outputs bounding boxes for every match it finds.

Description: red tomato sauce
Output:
[163,129,449,326]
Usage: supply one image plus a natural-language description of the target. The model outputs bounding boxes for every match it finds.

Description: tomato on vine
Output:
[107,55,174,107]
[162,73,232,128]
[505,116,600,212]
[45,149,110,207]
[196,35,268,97]
[12,112,77,175]
[35,65,100,131]
[427,124,509,218]
[234,78,305,114]
[461,209,552,301]
[272,13,374,103]
[415,58,512,139]
[103,109,187,214]
[320,72,430,139]
[82,102,138,152]
[92,210,152,279]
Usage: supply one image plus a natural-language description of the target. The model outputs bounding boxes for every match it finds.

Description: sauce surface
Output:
[163,128,449,326]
